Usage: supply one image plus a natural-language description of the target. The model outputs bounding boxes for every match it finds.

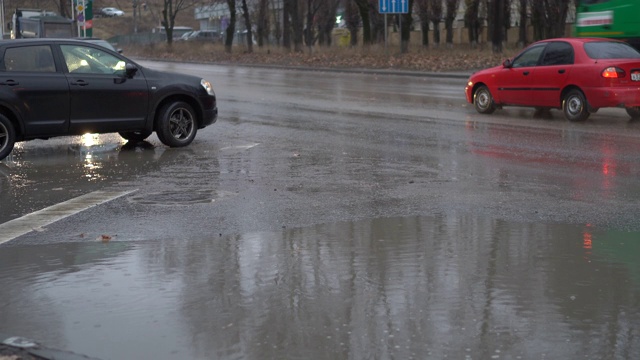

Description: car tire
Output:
[474,85,496,114]
[562,89,590,122]
[0,114,16,161]
[626,107,640,120]
[155,101,198,148]
[119,130,152,143]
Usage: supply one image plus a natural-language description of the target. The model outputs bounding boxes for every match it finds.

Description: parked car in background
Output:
[100,7,124,17]
[465,37,640,121]
[178,31,194,41]
[0,39,218,161]
[184,30,221,43]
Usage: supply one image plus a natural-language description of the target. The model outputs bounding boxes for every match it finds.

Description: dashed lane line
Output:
[0,190,137,246]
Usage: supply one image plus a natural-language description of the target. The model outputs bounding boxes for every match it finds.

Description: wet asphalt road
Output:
[1,62,640,359]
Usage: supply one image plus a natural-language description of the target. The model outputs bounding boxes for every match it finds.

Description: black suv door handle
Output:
[70,80,88,86]
[0,79,18,86]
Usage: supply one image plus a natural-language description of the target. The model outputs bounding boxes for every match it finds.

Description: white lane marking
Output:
[220,143,260,151]
[0,190,137,246]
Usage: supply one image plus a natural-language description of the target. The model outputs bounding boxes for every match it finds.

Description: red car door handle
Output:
[558,69,566,74]
[523,71,530,75]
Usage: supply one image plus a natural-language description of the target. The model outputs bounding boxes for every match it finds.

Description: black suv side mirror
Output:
[125,63,138,78]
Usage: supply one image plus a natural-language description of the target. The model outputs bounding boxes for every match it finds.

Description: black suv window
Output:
[60,44,126,74]
[541,42,574,66]
[3,45,56,73]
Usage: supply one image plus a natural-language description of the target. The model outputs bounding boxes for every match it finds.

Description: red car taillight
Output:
[602,67,626,78]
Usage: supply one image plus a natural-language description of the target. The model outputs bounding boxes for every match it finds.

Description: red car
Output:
[465,37,640,121]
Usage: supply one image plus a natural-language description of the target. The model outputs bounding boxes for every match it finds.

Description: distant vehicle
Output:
[574,0,640,50]
[184,30,221,42]
[465,37,640,122]
[100,7,125,17]
[76,37,123,53]
[153,26,193,39]
[8,8,74,39]
[0,39,218,161]
[178,31,194,41]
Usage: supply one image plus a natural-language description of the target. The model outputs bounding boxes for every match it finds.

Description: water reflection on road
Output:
[1,214,638,360]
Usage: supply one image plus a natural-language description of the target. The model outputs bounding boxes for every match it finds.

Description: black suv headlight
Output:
[200,79,215,96]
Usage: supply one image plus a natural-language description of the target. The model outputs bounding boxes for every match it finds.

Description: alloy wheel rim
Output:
[0,122,7,153]
[169,108,195,140]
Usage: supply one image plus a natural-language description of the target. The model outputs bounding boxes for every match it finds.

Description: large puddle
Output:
[1,214,639,359]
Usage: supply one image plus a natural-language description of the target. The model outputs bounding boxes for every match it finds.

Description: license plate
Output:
[632,72,640,81]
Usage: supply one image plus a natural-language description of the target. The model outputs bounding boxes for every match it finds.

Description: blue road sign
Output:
[379,0,409,14]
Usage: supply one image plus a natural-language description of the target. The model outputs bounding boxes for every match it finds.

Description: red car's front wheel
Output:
[474,85,496,114]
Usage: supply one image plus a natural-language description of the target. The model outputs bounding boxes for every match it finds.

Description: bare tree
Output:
[291,0,304,51]
[530,0,570,40]
[256,0,269,47]
[428,0,442,46]
[225,0,237,52]
[304,0,322,48]
[369,0,385,44]
[400,0,414,53]
[444,0,461,46]
[490,0,504,53]
[415,0,429,47]
[345,0,360,46]
[283,0,291,49]
[517,0,527,47]
[272,0,282,45]
[464,0,481,47]
[353,0,372,45]
[317,0,340,46]
[503,0,512,43]
[161,0,199,45]
[240,0,253,52]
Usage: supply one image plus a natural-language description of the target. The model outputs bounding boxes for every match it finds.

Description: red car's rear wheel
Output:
[562,89,590,122]
[626,107,640,120]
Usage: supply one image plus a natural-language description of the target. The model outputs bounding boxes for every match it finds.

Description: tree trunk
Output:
[400,0,414,53]
[491,0,504,53]
[518,0,527,47]
[241,0,253,53]
[431,20,440,46]
[225,0,237,53]
[291,0,304,52]
[283,0,292,50]
[465,0,481,47]
[415,0,429,47]
[257,0,269,47]
[354,0,371,45]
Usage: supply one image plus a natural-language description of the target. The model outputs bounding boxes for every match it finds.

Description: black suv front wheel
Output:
[155,101,198,148]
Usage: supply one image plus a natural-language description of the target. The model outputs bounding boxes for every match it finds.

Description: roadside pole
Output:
[379,0,409,54]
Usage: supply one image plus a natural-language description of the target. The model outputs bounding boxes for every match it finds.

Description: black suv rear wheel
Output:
[0,114,16,161]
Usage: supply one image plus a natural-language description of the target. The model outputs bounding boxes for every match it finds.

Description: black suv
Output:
[0,39,218,161]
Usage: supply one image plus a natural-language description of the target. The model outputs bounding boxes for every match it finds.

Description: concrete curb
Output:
[131,57,474,79]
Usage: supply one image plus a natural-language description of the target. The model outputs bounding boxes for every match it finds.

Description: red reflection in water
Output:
[583,223,593,262]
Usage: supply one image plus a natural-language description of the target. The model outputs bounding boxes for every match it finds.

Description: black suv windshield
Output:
[584,41,640,59]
